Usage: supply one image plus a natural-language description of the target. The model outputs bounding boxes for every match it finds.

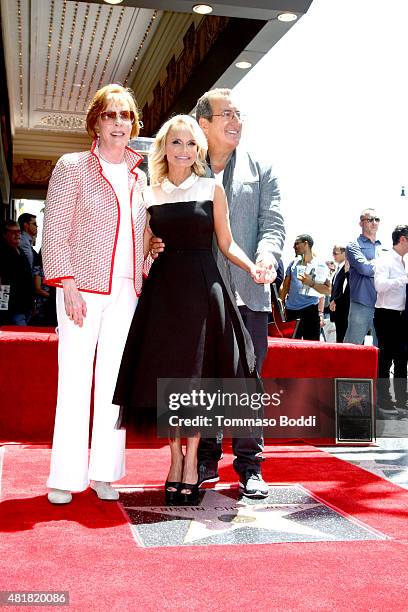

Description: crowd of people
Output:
[0,214,56,326]
[1,83,407,506]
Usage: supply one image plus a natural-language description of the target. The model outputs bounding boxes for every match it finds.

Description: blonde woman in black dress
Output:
[114,114,268,504]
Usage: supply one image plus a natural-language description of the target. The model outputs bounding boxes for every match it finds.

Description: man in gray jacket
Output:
[196,88,285,497]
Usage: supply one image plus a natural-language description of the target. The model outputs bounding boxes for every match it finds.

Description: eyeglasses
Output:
[100,110,135,124]
[211,110,246,120]
[361,216,380,223]
[7,230,21,235]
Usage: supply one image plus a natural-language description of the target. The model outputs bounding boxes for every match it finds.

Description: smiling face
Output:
[96,95,132,154]
[199,94,242,154]
[165,125,198,172]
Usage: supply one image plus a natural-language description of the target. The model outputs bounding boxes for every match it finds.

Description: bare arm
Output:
[143,213,153,259]
[279,275,291,302]
[34,275,49,298]
[213,184,266,283]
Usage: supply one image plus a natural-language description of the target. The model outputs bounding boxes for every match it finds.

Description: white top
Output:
[144,173,248,308]
[214,170,224,186]
[374,248,408,311]
[143,173,216,207]
[295,256,330,298]
[100,159,133,279]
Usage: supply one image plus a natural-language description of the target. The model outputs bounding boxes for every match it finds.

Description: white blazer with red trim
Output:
[42,140,148,296]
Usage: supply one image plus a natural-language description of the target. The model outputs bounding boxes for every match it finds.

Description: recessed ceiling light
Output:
[193,4,213,15]
[277,12,298,22]
[235,61,252,70]
[104,0,123,5]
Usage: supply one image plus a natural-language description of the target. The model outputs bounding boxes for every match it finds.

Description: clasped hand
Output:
[251,262,276,284]
[149,237,277,285]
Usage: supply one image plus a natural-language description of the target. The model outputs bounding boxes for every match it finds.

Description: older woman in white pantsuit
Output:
[42,84,148,504]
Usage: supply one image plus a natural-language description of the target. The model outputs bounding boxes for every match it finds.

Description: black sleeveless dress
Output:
[113,177,258,429]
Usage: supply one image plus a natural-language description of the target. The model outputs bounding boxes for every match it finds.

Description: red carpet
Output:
[1,443,408,611]
[0,328,378,444]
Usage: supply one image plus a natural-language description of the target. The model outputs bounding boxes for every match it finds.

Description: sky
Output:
[233,0,408,266]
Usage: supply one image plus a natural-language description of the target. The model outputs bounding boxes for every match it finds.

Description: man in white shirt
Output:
[374,225,408,414]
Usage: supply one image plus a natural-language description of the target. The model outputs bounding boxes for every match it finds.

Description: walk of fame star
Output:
[119,485,386,548]
[341,384,365,414]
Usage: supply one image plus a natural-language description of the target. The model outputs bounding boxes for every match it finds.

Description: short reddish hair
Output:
[86,84,140,140]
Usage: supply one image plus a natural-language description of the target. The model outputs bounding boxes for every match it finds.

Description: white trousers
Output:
[47,278,137,492]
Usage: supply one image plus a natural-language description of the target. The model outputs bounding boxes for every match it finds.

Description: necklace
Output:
[99,150,125,165]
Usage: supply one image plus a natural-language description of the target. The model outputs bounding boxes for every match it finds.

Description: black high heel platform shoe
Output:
[179,482,200,505]
[164,481,181,505]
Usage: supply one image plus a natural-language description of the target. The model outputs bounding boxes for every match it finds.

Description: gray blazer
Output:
[210,147,285,312]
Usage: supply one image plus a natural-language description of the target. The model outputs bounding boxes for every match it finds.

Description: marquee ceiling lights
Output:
[277,12,298,22]
[235,60,252,70]
[192,4,213,15]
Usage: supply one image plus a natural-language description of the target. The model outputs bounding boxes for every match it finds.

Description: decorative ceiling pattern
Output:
[0,0,314,200]
[1,0,161,132]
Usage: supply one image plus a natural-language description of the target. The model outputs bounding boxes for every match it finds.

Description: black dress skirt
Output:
[113,198,258,431]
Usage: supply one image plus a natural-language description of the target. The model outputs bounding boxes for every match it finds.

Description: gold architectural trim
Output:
[124,10,159,86]
[13,158,54,186]
[141,15,229,135]
[82,6,114,107]
[42,0,55,107]
[51,0,67,110]
[40,114,85,130]
[17,0,24,127]
[13,128,91,160]
[94,6,125,95]
[65,3,91,111]
[130,12,203,112]
[74,3,103,112]
[60,2,79,105]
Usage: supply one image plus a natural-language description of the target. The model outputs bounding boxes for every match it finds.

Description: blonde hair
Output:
[148,114,208,185]
[86,83,140,140]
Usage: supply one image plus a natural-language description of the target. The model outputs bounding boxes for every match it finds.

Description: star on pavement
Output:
[125,489,334,544]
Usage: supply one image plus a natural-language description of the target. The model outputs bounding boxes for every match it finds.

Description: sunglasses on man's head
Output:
[100,110,135,123]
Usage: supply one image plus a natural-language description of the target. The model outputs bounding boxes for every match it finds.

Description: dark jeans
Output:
[286,303,320,341]
[198,307,268,476]
[374,308,408,406]
[9,312,31,326]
